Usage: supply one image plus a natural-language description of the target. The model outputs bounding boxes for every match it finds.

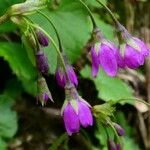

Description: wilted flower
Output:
[36,50,49,74]
[56,65,78,88]
[113,123,125,136]
[61,83,93,135]
[37,77,53,106]
[36,31,49,47]
[91,28,118,77]
[117,24,149,69]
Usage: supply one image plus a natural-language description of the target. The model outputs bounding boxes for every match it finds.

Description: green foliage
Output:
[30,0,91,73]
[80,65,133,102]
[0,42,37,95]
[0,95,18,150]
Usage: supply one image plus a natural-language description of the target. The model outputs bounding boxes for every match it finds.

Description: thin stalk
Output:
[0,14,9,24]
[95,0,119,26]
[36,10,63,51]
[30,24,68,75]
[116,98,150,107]
[78,0,97,29]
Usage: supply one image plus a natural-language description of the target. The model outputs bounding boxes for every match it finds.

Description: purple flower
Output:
[117,24,149,69]
[107,140,116,150]
[56,65,78,88]
[63,103,80,136]
[62,99,93,136]
[37,31,49,47]
[91,40,118,77]
[36,50,49,74]
[123,37,149,69]
[62,83,93,135]
[113,123,125,136]
[37,77,53,106]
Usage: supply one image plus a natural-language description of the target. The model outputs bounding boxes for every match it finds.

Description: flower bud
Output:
[36,31,49,47]
[36,50,49,74]
[107,140,116,150]
[37,77,53,106]
[113,123,125,136]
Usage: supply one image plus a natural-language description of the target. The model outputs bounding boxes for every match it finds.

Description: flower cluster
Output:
[61,83,93,135]
[91,27,149,77]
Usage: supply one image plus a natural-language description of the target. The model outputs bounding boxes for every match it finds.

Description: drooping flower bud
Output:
[107,140,116,150]
[36,50,49,74]
[113,123,125,136]
[61,83,93,135]
[36,31,49,47]
[37,77,53,106]
[55,65,78,88]
[91,28,118,77]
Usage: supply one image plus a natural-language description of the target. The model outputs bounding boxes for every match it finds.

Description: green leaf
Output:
[0,42,37,96]
[0,138,7,150]
[0,95,18,139]
[30,0,91,73]
[80,65,133,102]
[85,0,107,8]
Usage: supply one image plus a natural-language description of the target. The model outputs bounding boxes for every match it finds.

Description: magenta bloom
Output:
[36,50,49,74]
[62,99,93,136]
[123,37,149,69]
[37,31,49,47]
[91,41,118,77]
[116,144,121,150]
[56,65,78,88]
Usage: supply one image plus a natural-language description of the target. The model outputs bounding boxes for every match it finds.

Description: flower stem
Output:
[78,0,97,29]
[116,98,150,107]
[30,24,67,75]
[95,0,119,26]
[0,14,9,24]
[36,10,63,51]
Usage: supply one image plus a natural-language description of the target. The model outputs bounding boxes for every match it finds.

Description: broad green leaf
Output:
[30,0,91,73]
[0,95,17,139]
[0,42,37,96]
[0,138,7,150]
[0,42,37,80]
[80,65,133,102]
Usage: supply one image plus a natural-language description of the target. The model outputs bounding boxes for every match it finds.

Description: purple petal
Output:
[37,31,49,47]
[56,68,66,88]
[99,44,117,76]
[91,46,99,77]
[133,37,149,57]
[43,93,49,102]
[78,100,93,128]
[124,45,144,69]
[67,66,78,86]
[63,103,80,136]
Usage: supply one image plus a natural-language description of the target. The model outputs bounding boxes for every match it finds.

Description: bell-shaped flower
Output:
[117,24,149,69]
[107,140,116,150]
[61,83,93,135]
[90,28,118,77]
[37,77,53,106]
